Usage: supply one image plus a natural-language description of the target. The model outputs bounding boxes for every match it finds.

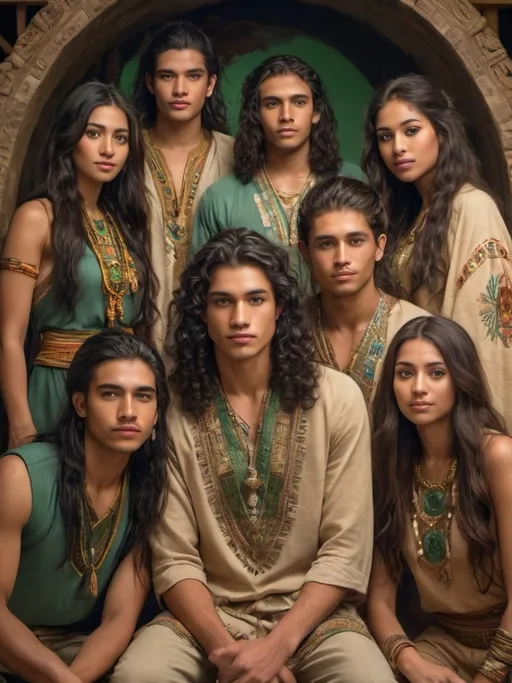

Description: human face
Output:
[73,359,158,454]
[146,48,216,125]
[375,99,439,191]
[258,73,320,153]
[393,338,455,427]
[73,105,130,184]
[204,264,282,364]
[299,209,385,297]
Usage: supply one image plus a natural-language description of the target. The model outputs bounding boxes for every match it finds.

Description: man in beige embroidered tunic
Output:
[112,229,395,683]
[191,55,365,295]
[132,21,234,357]
[299,176,428,407]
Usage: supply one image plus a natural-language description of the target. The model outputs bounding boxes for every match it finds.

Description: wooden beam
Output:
[0,34,13,55]
[15,4,27,36]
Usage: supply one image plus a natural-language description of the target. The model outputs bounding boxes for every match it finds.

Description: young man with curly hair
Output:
[112,229,395,683]
[190,55,364,293]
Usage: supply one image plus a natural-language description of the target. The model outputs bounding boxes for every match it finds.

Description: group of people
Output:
[0,16,512,683]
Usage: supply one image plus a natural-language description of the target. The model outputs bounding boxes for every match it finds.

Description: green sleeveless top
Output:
[4,442,130,627]
[28,243,138,434]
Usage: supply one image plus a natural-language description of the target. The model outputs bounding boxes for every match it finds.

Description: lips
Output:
[277,128,297,137]
[170,101,190,109]
[394,159,415,170]
[95,162,116,170]
[113,426,141,433]
[333,271,356,280]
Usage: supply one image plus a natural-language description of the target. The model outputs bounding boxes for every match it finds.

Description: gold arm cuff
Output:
[0,257,39,279]
[382,634,417,673]
[477,628,512,683]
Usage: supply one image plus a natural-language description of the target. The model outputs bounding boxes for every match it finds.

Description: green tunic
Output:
[190,163,366,293]
[28,244,138,434]
[4,442,130,627]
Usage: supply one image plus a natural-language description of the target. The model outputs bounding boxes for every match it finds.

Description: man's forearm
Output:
[269,582,346,653]
[69,617,135,683]
[0,609,81,683]
[163,579,235,655]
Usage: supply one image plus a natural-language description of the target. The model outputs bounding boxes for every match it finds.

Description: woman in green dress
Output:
[0,81,157,447]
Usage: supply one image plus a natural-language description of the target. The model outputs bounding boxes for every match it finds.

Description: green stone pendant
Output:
[423,489,446,517]
[109,264,122,284]
[422,529,447,565]
[94,219,108,235]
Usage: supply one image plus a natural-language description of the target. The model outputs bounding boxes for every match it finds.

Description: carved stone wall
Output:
[1,0,512,237]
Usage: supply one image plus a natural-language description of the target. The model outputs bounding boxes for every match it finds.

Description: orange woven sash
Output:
[34,328,134,369]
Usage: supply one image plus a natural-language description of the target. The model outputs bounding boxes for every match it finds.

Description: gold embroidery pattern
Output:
[33,272,54,306]
[456,239,510,291]
[391,211,428,298]
[253,169,316,246]
[0,257,39,279]
[144,129,212,286]
[313,292,397,406]
[83,215,138,327]
[194,399,307,575]
[289,610,373,668]
[478,272,512,347]
[71,471,128,597]
[137,611,249,649]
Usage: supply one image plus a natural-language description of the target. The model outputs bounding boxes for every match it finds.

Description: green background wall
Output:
[119,33,375,167]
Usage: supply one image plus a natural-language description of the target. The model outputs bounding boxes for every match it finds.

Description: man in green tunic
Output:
[191,55,365,293]
[0,330,170,682]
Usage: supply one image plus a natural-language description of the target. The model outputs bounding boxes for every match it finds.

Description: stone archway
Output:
[1,0,512,238]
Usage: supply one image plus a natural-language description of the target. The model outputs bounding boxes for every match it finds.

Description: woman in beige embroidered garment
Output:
[363,75,512,431]
[0,82,156,447]
[369,316,512,683]
[131,21,234,360]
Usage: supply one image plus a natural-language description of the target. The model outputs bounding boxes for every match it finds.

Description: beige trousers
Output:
[415,625,489,682]
[112,610,395,683]
[0,630,87,675]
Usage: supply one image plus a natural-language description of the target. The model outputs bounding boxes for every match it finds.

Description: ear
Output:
[206,74,217,98]
[275,303,283,321]
[72,391,87,419]
[375,234,387,263]
[145,73,155,95]
[298,240,310,264]
[312,110,321,125]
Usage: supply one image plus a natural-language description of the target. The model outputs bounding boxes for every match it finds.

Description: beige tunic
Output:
[392,185,512,430]
[153,367,373,608]
[312,294,429,406]
[146,131,234,359]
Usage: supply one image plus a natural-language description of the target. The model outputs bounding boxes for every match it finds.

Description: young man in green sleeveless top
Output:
[0,330,170,683]
[112,229,395,683]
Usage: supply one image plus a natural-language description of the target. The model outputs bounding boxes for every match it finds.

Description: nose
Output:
[230,301,250,328]
[173,76,188,97]
[393,132,407,156]
[279,102,294,123]
[334,242,349,266]
[99,135,114,158]
[118,395,137,421]
[412,373,427,395]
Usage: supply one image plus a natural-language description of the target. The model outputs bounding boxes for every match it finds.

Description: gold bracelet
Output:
[477,628,512,683]
[382,634,417,672]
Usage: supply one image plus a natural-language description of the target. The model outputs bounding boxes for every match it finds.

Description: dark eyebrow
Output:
[156,68,206,76]
[376,118,421,133]
[87,122,129,134]
[209,289,270,297]
[261,93,310,102]
[395,361,445,368]
[96,383,156,393]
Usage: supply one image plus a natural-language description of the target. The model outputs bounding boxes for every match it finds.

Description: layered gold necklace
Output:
[412,459,457,586]
[83,212,139,326]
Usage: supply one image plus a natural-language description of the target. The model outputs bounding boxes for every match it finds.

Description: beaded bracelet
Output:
[382,634,417,673]
[477,628,512,683]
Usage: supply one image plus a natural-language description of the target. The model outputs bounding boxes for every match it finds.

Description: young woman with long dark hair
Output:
[369,315,512,683]
[362,74,512,431]
[0,81,157,447]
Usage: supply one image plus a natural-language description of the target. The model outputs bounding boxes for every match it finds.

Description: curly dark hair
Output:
[42,329,171,578]
[169,228,319,416]
[234,55,340,184]
[372,316,506,592]
[132,20,228,133]
[298,176,397,295]
[362,74,500,295]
